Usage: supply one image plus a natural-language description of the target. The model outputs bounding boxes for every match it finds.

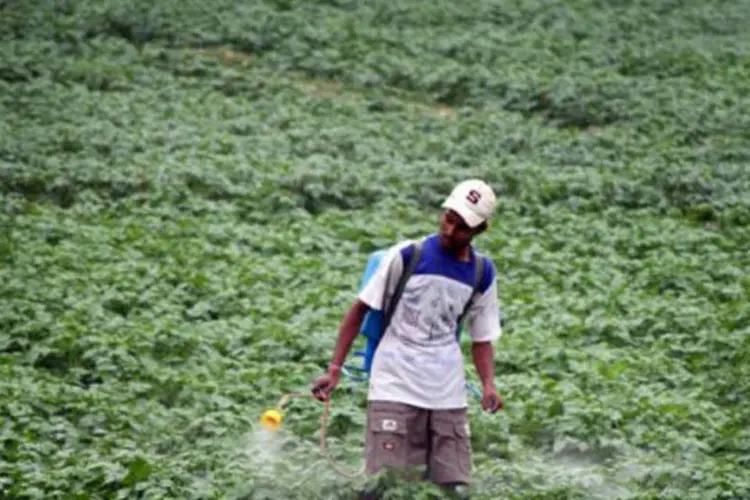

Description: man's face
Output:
[439,209,477,251]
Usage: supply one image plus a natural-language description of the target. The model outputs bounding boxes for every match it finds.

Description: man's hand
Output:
[481,384,503,413]
[311,365,341,401]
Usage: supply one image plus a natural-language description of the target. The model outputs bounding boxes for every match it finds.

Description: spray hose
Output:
[259,390,366,479]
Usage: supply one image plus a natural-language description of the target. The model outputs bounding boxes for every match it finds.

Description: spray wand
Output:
[258,389,366,478]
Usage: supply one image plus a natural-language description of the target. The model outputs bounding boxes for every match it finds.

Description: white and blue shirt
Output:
[358,233,502,409]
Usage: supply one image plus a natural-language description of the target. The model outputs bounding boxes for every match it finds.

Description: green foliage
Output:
[1,0,750,498]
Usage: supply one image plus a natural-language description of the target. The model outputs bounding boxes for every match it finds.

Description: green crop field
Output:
[2,0,750,498]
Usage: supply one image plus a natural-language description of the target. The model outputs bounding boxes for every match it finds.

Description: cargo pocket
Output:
[430,418,468,484]
[367,411,408,473]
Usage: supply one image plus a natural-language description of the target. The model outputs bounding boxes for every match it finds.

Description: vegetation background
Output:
[1,0,749,498]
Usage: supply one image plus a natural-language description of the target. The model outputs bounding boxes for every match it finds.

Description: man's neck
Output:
[455,246,472,261]
[438,239,473,261]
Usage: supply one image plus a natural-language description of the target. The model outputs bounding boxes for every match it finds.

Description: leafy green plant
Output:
[1,0,749,498]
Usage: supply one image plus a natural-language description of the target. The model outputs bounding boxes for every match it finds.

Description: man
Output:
[312,179,503,495]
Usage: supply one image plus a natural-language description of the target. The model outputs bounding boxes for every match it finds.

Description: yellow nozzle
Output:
[259,409,283,431]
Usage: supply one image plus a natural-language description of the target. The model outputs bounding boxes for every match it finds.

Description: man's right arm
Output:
[326,299,370,376]
[313,299,370,401]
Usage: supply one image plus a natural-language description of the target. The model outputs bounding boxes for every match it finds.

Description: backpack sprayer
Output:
[258,242,487,475]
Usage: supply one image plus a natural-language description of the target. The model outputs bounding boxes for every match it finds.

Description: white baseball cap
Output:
[441,179,497,228]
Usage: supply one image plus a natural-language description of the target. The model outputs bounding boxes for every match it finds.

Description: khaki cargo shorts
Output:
[364,400,472,485]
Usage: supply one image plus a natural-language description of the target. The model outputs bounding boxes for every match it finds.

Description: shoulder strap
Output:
[456,254,485,330]
[381,239,424,336]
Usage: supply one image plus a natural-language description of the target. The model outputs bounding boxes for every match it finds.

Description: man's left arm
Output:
[472,341,496,389]
[467,264,503,412]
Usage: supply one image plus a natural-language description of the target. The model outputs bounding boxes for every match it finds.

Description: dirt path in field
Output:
[194,46,458,121]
